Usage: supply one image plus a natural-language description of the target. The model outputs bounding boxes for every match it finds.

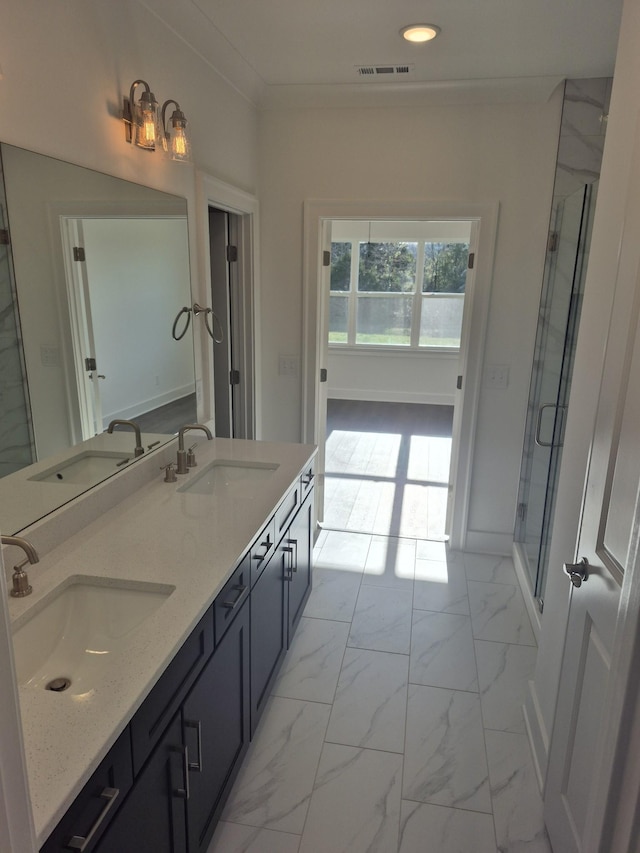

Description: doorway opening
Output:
[319,217,476,542]
[198,173,259,441]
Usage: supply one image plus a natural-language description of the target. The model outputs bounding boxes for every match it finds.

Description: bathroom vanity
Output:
[5,436,316,853]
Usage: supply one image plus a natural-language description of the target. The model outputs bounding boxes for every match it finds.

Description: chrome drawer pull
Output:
[171,744,190,800]
[222,584,247,609]
[66,787,119,851]
[184,719,203,773]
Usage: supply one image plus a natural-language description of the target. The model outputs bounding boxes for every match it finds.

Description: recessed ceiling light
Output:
[400,24,440,43]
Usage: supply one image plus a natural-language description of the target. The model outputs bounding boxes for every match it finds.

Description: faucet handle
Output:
[161,463,178,483]
[187,443,198,467]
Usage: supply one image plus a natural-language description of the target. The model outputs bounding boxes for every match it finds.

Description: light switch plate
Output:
[484,364,509,389]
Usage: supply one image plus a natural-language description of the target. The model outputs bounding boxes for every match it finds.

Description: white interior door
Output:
[544,112,640,853]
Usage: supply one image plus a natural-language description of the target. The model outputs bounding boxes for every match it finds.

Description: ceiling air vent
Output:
[356,64,414,78]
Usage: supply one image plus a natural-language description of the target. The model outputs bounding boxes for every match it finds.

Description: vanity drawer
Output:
[275,483,300,542]
[214,553,250,645]
[251,517,276,584]
[41,727,133,853]
[300,458,316,498]
[130,606,214,775]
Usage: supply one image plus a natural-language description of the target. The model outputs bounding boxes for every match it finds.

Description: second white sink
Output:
[12,577,175,695]
[178,459,279,495]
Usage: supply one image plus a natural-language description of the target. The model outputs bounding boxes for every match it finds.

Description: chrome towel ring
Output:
[172,306,192,341]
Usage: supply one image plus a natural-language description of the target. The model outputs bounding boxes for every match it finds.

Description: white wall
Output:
[82,218,194,427]
[328,350,458,406]
[258,96,563,546]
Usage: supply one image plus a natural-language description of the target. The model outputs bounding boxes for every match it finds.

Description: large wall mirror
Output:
[0,144,196,535]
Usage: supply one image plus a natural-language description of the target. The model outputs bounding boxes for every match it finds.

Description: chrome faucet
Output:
[107,419,144,457]
[176,424,213,473]
[1,535,40,598]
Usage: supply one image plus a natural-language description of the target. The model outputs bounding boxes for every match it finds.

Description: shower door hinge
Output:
[547,232,559,253]
[226,245,238,263]
[323,250,331,267]
[73,246,86,262]
[0,228,9,245]
[467,252,475,269]
[230,369,240,385]
[517,502,527,521]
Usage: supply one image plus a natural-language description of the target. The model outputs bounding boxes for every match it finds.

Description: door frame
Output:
[197,173,260,438]
[302,199,498,549]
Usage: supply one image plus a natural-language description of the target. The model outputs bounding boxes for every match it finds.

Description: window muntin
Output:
[329,235,469,349]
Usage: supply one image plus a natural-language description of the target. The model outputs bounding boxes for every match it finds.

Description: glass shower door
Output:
[514,182,597,601]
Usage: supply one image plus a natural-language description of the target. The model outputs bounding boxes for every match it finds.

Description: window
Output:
[329,222,471,349]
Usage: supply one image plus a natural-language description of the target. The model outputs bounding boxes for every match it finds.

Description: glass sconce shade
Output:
[161,100,192,164]
[124,80,161,150]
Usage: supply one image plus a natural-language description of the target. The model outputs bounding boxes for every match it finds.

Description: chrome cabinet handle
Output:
[253,534,273,563]
[184,719,203,773]
[282,545,294,580]
[222,584,247,609]
[171,745,190,800]
[564,557,590,588]
[66,787,119,851]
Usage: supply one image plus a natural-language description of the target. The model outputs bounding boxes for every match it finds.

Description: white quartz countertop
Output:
[6,437,316,846]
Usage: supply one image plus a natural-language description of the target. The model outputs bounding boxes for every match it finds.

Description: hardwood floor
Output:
[323,400,453,540]
[135,392,197,435]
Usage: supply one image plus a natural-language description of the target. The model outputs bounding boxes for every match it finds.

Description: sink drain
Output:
[46,677,71,692]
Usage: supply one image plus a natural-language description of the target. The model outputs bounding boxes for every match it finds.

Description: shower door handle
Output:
[535,404,567,448]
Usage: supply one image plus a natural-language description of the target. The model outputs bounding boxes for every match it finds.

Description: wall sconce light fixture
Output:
[161,100,192,163]
[123,80,162,150]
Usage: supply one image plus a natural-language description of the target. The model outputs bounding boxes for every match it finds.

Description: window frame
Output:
[329,236,468,352]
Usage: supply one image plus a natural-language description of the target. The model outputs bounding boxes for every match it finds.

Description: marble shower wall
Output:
[554,77,612,200]
[0,155,35,480]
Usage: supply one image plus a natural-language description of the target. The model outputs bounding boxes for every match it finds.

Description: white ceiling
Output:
[142,0,623,107]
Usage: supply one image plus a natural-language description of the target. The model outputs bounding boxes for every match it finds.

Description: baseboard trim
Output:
[512,542,542,643]
[523,679,550,795]
[327,389,456,406]
[463,530,512,556]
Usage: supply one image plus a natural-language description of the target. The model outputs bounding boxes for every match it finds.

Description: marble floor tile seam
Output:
[318,524,449,546]
[400,794,496,819]
[322,735,411,760]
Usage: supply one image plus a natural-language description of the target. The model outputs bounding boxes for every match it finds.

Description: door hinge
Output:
[320,368,328,382]
[0,228,9,245]
[73,246,86,262]
[323,250,331,267]
[517,502,527,521]
[230,369,240,385]
[538,597,544,614]
[547,232,559,253]
[226,245,238,263]
[84,357,97,372]
[467,252,475,270]
[456,375,463,390]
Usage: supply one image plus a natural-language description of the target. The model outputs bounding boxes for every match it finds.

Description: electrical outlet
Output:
[484,364,510,389]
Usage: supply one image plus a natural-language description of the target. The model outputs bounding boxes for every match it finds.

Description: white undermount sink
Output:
[177,459,279,495]
[28,451,132,485]
[12,577,175,694]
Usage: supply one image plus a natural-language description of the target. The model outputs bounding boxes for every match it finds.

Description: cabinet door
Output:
[94,714,187,853]
[250,548,287,735]
[286,491,314,646]
[41,728,133,853]
[183,598,250,853]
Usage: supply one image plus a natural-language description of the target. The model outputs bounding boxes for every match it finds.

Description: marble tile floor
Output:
[208,531,552,853]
